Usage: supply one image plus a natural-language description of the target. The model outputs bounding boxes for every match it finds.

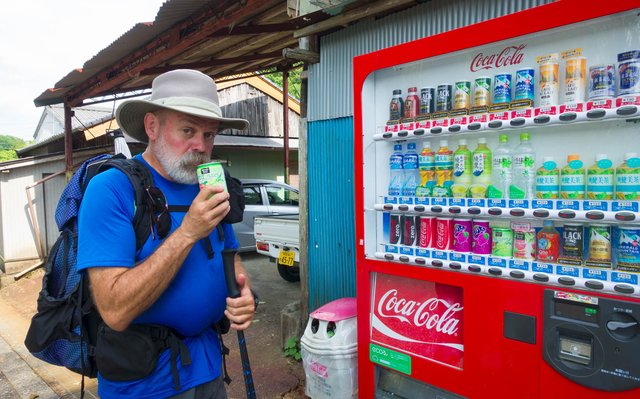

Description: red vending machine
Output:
[353,1,640,398]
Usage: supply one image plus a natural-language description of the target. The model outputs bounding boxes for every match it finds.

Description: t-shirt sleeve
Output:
[222,223,239,250]
[77,169,138,270]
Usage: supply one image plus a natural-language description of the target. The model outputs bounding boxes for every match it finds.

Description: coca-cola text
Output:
[470,44,526,72]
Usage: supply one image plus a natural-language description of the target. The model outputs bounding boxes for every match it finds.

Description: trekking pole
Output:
[222,249,256,399]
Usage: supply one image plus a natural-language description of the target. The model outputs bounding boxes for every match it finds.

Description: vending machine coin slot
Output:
[543,290,640,391]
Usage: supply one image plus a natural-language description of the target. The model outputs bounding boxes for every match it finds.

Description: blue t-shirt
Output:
[77,155,238,399]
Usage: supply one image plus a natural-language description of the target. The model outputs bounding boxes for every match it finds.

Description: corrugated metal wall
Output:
[306,0,551,309]
[308,0,553,121]
[307,117,356,311]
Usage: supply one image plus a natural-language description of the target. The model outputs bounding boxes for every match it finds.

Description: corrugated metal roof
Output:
[308,0,553,121]
[214,134,299,149]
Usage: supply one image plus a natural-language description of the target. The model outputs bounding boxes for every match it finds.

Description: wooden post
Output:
[64,104,74,182]
[283,69,290,185]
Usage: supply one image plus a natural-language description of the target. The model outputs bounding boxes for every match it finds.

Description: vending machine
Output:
[353,1,640,398]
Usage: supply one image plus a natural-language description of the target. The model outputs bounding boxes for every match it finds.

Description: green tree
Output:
[0,135,28,161]
[265,66,302,101]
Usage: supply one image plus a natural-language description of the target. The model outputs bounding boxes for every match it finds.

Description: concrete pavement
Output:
[0,252,306,398]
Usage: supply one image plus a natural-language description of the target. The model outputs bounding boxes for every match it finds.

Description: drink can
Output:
[420,87,436,114]
[514,68,535,101]
[564,57,587,103]
[418,216,435,248]
[474,76,492,107]
[619,60,640,95]
[492,227,513,257]
[472,220,492,255]
[493,73,512,104]
[389,214,401,244]
[513,230,535,260]
[436,84,452,111]
[560,223,584,263]
[453,218,472,253]
[588,65,615,100]
[587,224,611,262]
[434,217,453,250]
[402,215,417,246]
[616,226,640,272]
[196,162,227,192]
[453,80,471,109]
[539,62,559,106]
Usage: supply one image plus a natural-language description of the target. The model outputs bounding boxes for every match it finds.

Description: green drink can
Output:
[492,227,513,257]
[196,162,227,192]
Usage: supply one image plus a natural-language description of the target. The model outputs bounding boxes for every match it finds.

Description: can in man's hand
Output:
[196,162,227,192]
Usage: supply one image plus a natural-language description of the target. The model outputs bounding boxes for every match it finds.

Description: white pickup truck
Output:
[253,214,300,282]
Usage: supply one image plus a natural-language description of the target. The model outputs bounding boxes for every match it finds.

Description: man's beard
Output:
[154,134,210,184]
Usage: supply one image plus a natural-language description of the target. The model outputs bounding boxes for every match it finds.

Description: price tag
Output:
[415,197,430,205]
[583,268,607,281]
[431,198,446,206]
[399,246,414,256]
[583,201,608,211]
[432,251,448,260]
[556,200,579,210]
[415,248,430,258]
[468,198,486,207]
[488,257,507,267]
[532,262,554,274]
[384,196,399,204]
[556,265,580,277]
[399,197,414,205]
[532,200,553,209]
[612,272,638,285]
[448,198,465,207]
[384,245,399,253]
[509,199,529,208]
[449,252,466,262]
[509,260,530,270]
[468,255,487,265]
[612,201,639,212]
[488,199,506,208]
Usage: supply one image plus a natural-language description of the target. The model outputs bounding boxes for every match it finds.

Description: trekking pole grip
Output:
[222,249,239,298]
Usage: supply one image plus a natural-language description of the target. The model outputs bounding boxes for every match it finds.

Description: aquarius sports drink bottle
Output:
[388,143,404,196]
[402,143,419,197]
[416,141,435,197]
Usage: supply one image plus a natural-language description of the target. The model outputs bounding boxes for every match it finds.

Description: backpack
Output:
[24,153,245,380]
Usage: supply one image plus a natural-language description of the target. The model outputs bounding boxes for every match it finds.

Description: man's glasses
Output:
[146,186,171,239]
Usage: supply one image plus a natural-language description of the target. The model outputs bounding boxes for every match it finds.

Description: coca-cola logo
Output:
[470,44,526,72]
[377,289,462,336]
[436,222,447,246]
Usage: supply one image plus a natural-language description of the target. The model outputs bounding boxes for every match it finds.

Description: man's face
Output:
[151,110,221,184]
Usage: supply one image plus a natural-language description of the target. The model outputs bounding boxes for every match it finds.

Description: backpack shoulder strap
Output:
[97,158,153,251]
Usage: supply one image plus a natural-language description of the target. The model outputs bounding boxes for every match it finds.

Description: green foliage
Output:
[0,135,27,161]
[284,336,302,361]
[265,67,302,101]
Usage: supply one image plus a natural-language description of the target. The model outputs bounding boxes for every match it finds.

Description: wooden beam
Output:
[294,0,416,38]
[282,48,320,64]
[140,51,283,76]
[65,0,281,106]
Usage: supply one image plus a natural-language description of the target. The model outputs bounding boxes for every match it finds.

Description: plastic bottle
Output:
[470,138,492,198]
[451,139,472,198]
[560,154,585,199]
[389,89,404,120]
[404,87,420,119]
[536,220,560,262]
[416,141,435,197]
[615,152,640,200]
[535,156,559,199]
[586,154,614,200]
[402,143,419,197]
[388,143,404,196]
[487,134,512,199]
[433,140,453,197]
[510,132,536,199]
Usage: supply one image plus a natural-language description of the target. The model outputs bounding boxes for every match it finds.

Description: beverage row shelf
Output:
[373,97,640,141]
[375,198,639,224]
[372,251,638,297]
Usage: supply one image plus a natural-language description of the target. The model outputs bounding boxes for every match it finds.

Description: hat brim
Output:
[116,99,250,143]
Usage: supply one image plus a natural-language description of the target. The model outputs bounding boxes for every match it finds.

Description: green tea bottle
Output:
[535,156,559,199]
[470,138,492,198]
[560,154,585,199]
[451,139,472,198]
[586,154,614,200]
[615,152,640,200]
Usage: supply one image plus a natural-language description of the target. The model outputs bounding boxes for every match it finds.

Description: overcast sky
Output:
[0,0,166,141]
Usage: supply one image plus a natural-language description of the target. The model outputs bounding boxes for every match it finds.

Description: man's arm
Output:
[89,186,230,331]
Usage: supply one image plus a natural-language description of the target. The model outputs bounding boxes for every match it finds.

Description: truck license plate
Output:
[278,250,295,267]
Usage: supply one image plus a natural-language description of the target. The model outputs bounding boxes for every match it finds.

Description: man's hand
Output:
[179,185,230,243]
[225,273,255,331]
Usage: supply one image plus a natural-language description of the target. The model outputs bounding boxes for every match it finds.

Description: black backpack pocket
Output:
[95,324,160,381]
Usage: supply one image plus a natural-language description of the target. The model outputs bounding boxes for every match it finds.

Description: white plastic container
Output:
[301,297,358,399]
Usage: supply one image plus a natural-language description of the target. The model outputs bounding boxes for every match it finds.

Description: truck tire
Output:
[277,262,300,282]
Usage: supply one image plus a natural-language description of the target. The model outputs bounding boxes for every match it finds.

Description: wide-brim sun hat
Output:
[116,69,249,142]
